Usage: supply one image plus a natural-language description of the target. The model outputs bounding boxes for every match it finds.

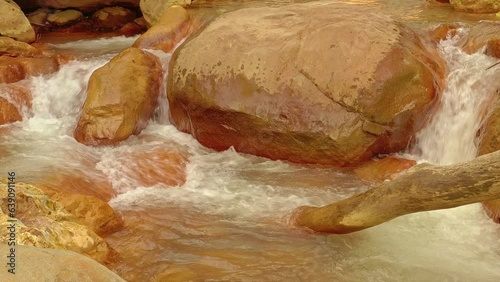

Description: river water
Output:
[1,0,500,281]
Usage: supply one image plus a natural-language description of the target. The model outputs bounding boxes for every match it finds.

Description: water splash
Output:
[415,29,500,164]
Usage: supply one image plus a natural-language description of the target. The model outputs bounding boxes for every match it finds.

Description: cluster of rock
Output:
[0,179,123,269]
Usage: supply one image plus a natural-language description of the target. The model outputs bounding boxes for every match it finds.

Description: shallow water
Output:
[1,1,500,281]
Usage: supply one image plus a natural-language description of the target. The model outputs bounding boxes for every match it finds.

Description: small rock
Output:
[47,9,84,27]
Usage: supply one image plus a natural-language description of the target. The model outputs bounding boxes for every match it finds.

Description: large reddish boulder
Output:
[167,2,443,166]
[74,47,162,146]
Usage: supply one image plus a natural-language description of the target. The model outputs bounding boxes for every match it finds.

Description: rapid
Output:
[1,1,500,281]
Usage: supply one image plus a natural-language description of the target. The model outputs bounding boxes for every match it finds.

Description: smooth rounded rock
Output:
[74,47,162,146]
[168,2,442,166]
[0,0,36,43]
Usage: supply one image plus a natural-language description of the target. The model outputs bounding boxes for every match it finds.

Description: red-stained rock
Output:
[483,199,500,223]
[102,145,188,189]
[74,47,162,146]
[0,84,31,125]
[168,2,443,166]
[133,5,190,53]
[459,22,500,55]
[353,156,417,183]
[0,55,60,83]
[486,38,500,58]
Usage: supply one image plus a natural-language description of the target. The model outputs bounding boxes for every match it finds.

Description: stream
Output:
[1,0,500,281]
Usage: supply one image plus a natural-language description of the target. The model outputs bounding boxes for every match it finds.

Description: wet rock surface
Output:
[74,47,162,146]
[168,1,442,166]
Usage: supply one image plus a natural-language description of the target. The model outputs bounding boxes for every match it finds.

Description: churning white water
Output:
[415,29,500,165]
[1,27,500,281]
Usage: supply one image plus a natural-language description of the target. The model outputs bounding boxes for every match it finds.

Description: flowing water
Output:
[1,0,500,281]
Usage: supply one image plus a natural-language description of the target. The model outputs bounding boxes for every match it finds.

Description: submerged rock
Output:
[0,0,36,43]
[140,0,192,27]
[168,2,442,166]
[353,156,417,183]
[133,5,191,53]
[0,55,60,83]
[450,0,500,13]
[0,245,125,281]
[0,84,31,125]
[459,22,500,56]
[74,47,162,146]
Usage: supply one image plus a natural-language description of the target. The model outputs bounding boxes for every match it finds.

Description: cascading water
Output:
[1,19,500,282]
[415,29,500,165]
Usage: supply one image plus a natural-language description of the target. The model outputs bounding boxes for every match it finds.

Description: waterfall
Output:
[414,29,500,165]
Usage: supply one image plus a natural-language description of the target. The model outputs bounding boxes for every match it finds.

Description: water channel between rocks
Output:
[1,0,500,281]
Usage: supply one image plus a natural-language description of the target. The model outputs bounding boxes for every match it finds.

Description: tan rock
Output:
[0,245,125,281]
[0,179,113,264]
[0,84,31,125]
[47,9,84,27]
[0,36,42,57]
[92,6,137,30]
[28,0,139,10]
[74,47,162,146]
[38,186,124,236]
[133,5,190,53]
[0,0,36,43]
[140,0,192,26]
[450,0,500,13]
[27,8,52,27]
[168,2,442,166]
